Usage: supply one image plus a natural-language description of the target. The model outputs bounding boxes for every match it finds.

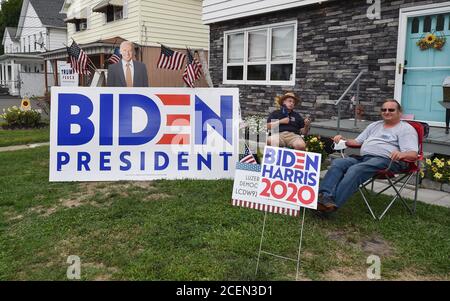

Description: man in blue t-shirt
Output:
[266,92,311,150]
[318,99,419,214]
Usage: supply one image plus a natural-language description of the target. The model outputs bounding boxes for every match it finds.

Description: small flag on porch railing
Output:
[66,41,90,75]
[108,47,121,64]
[239,144,258,164]
[182,48,202,88]
[157,44,186,70]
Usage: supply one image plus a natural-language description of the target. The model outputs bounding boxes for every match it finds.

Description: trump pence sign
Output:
[50,87,240,181]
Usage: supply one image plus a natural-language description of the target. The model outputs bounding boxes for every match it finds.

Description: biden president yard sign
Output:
[49,87,240,181]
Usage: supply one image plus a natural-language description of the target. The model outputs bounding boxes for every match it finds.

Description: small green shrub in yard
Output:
[30,94,50,116]
[1,106,42,129]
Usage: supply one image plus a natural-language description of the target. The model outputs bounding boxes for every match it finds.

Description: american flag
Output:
[157,44,186,70]
[182,48,202,88]
[67,41,90,74]
[108,47,121,64]
[240,144,258,164]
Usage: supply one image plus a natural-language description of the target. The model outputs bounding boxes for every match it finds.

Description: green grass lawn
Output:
[0,127,49,147]
[0,146,449,280]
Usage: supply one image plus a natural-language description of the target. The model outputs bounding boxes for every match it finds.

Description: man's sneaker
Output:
[318,195,338,213]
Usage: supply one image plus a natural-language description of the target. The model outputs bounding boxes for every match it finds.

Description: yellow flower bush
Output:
[422,157,450,184]
[0,105,41,129]
[434,173,443,180]
[304,135,328,163]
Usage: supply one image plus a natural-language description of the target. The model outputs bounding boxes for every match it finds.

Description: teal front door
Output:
[402,14,450,122]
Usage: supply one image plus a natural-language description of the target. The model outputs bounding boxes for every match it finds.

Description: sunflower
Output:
[425,33,437,44]
[21,98,31,111]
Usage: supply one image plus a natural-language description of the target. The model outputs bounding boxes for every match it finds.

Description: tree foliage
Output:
[0,0,23,54]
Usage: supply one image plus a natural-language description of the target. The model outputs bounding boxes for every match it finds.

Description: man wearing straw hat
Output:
[266,92,311,150]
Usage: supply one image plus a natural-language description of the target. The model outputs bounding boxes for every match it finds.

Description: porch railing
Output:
[334,70,365,134]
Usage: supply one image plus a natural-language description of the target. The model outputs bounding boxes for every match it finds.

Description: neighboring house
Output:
[203,0,450,127]
[2,27,20,54]
[0,27,21,96]
[43,0,209,88]
[0,0,67,97]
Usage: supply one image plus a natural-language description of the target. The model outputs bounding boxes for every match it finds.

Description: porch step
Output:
[0,87,9,95]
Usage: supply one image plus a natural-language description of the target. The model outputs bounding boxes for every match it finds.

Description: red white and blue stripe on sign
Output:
[156,94,191,145]
[232,199,300,217]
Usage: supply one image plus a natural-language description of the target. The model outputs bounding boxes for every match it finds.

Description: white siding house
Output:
[202,0,330,24]
[46,0,210,87]
[2,28,20,54]
[64,0,208,49]
[0,0,67,97]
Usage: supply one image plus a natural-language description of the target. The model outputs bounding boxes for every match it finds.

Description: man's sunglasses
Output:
[381,108,396,112]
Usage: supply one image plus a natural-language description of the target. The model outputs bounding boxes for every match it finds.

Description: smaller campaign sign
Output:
[232,162,300,217]
[59,63,78,87]
[258,146,321,210]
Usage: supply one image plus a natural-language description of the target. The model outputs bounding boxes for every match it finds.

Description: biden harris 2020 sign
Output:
[49,87,240,181]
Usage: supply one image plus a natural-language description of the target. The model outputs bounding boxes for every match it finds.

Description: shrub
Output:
[304,135,329,163]
[30,94,50,116]
[422,157,450,184]
[1,106,42,129]
[244,115,267,134]
[243,115,267,158]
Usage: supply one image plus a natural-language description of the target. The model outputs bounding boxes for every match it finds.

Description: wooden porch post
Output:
[100,53,105,69]
[44,59,48,93]
[53,60,59,86]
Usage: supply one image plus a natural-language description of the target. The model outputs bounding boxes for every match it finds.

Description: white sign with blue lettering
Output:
[258,146,320,210]
[232,162,301,216]
[49,87,240,181]
[58,63,78,87]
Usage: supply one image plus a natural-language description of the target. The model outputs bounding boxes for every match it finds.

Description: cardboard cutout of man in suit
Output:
[107,41,149,87]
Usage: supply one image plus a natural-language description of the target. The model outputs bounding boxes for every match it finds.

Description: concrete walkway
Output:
[371,181,450,208]
[0,142,49,152]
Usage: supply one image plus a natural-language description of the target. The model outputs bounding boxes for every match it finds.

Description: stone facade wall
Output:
[209,0,449,120]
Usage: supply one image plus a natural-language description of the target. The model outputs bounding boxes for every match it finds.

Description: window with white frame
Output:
[74,19,88,32]
[224,21,297,85]
[106,5,123,23]
[39,32,43,50]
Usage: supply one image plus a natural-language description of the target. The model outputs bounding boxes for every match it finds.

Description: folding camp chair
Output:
[343,121,427,220]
